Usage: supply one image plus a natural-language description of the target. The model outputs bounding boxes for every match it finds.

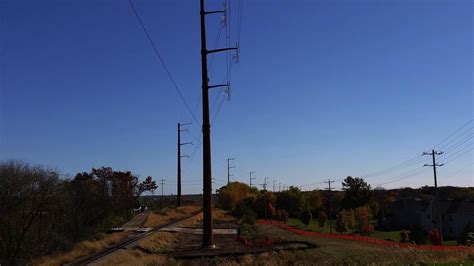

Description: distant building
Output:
[386,198,474,239]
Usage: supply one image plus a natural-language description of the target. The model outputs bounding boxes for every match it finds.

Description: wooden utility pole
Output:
[200,0,237,247]
[227,158,235,184]
[177,122,192,207]
[325,179,335,234]
[423,150,444,243]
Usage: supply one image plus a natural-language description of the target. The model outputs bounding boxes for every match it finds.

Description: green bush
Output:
[409,227,428,245]
[299,207,312,226]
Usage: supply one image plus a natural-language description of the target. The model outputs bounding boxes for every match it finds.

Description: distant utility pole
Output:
[273,180,276,192]
[159,179,166,208]
[423,150,444,243]
[249,171,256,188]
[177,122,192,207]
[200,0,238,247]
[263,177,269,191]
[227,158,235,184]
[325,179,335,234]
[279,182,281,192]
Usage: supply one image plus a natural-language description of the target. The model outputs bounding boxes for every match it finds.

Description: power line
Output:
[441,133,473,155]
[358,119,473,182]
[434,119,473,149]
[442,146,473,165]
[128,0,199,124]
[444,162,473,177]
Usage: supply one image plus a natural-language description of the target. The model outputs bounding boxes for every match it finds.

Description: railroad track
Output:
[68,211,202,265]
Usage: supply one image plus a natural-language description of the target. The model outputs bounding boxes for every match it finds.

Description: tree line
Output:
[217,176,474,242]
[0,160,157,265]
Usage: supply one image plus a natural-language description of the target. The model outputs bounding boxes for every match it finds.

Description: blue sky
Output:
[0,0,472,194]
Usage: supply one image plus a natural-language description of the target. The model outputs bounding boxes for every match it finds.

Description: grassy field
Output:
[94,210,473,265]
[288,218,462,246]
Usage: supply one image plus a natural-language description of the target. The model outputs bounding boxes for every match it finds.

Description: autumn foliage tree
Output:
[0,161,146,265]
[354,205,373,235]
[217,182,257,210]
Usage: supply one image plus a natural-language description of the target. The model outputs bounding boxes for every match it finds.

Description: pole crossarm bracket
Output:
[180,142,193,146]
[207,47,238,54]
[180,155,190,158]
[208,83,230,89]
[204,10,225,15]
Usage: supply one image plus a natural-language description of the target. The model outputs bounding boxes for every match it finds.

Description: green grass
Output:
[288,218,337,233]
[371,230,401,241]
[252,223,474,265]
[443,240,458,246]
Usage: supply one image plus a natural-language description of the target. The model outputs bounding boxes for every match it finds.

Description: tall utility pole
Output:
[177,123,192,207]
[325,179,335,234]
[159,179,166,208]
[200,0,238,247]
[227,158,235,184]
[423,150,444,243]
[279,182,281,192]
[273,180,276,192]
[249,171,256,188]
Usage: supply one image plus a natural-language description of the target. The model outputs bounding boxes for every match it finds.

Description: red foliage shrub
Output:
[428,229,441,246]
[361,225,374,236]
[276,209,289,222]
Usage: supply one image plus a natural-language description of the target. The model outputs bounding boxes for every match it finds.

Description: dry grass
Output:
[173,208,233,228]
[137,232,177,253]
[34,206,200,266]
[143,205,201,227]
[33,232,127,266]
[95,249,169,266]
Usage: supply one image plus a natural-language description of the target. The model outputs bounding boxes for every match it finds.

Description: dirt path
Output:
[122,212,149,228]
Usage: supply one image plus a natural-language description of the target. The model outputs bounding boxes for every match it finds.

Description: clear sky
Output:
[0,0,472,194]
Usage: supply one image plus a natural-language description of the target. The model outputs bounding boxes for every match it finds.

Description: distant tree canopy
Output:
[276,186,307,217]
[341,176,371,209]
[0,160,157,265]
[138,176,158,195]
[217,182,257,210]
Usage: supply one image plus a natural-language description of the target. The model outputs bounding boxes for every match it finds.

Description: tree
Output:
[299,207,312,226]
[217,182,256,210]
[307,189,323,215]
[318,211,327,230]
[353,205,373,234]
[342,176,371,209]
[336,210,349,233]
[0,161,60,265]
[138,176,158,196]
[276,186,306,217]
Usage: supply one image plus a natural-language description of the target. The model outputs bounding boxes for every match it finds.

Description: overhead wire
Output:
[127,0,199,125]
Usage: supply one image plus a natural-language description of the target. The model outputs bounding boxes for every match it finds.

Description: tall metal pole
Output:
[200,0,213,247]
[177,123,182,207]
[249,171,256,188]
[200,0,237,247]
[177,123,192,207]
[227,158,235,184]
